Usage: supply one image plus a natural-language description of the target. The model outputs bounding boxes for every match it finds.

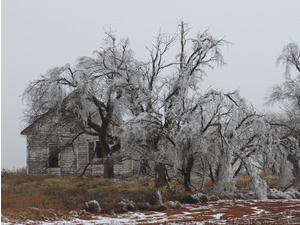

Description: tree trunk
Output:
[213,148,235,195]
[209,165,215,183]
[99,134,114,179]
[183,170,192,192]
[139,159,151,176]
[182,155,194,192]
[243,157,267,200]
[103,157,114,179]
[287,153,300,191]
[155,162,168,188]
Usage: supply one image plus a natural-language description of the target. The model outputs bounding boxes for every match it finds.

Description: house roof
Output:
[21,90,82,136]
[21,102,100,136]
[20,109,54,135]
[21,124,34,135]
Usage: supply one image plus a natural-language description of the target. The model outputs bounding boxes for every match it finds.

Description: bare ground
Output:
[3,200,300,224]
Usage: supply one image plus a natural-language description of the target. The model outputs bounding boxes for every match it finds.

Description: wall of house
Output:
[59,145,78,176]
[75,133,137,176]
[26,134,48,174]
[25,131,137,177]
[23,106,138,177]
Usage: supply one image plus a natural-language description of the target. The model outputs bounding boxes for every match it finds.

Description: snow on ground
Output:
[2,200,300,224]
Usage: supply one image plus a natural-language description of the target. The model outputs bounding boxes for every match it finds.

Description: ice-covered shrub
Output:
[85,200,101,213]
[192,192,209,202]
[286,189,300,199]
[165,200,182,209]
[118,199,136,211]
[268,189,292,199]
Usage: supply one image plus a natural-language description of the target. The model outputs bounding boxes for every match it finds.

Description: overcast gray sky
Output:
[2,0,300,169]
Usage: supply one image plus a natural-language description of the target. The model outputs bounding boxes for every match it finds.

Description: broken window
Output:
[49,144,59,168]
[88,141,102,162]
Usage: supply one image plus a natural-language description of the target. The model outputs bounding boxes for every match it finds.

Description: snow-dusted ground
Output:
[2,200,300,224]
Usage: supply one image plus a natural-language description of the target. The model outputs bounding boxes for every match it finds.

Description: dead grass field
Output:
[1,168,286,224]
[2,168,158,221]
[2,168,192,222]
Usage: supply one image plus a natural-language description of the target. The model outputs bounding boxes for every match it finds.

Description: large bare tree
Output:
[266,42,300,191]
[120,21,228,189]
[23,32,141,178]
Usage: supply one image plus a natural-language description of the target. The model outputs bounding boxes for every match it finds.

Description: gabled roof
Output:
[21,110,54,135]
[21,90,105,136]
[21,107,100,136]
[21,90,81,136]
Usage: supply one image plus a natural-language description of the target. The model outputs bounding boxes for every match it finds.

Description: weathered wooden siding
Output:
[26,135,48,174]
[22,111,136,177]
[25,132,136,177]
[59,146,77,176]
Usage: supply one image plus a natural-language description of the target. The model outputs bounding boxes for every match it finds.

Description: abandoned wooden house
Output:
[21,107,138,177]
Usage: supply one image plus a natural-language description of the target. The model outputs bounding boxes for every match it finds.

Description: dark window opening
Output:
[88,142,94,162]
[95,141,103,158]
[49,145,59,168]
[88,141,102,162]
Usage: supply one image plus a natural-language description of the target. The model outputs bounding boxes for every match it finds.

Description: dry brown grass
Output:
[235,172,251,189]
[260,171,279,188]
[2,169,166,222]
[1,168,281,223]
[234,171,279,190]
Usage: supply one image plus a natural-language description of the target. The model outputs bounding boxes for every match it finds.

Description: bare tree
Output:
[266,42,300,191]
[266,42,300,109]
[186,90,271,198]
[23,32,141,178]
[120,21,228,190]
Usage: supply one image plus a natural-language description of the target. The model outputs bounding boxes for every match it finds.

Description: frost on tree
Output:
[121,21,229,190]
[22,22,282,197]
[22,32,142,178]
[186,90,273,198]
[266,42,300,191]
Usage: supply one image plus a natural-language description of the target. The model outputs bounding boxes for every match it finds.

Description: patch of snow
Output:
[251,206,264,215]
[4,200,300,224]
[212,213,224,220]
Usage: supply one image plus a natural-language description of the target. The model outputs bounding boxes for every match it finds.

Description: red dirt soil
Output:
[2,200,300,224]
[125,200,300,224]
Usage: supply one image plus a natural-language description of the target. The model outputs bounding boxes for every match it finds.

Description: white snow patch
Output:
[212,213,224,220]
[251,206,264,215]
